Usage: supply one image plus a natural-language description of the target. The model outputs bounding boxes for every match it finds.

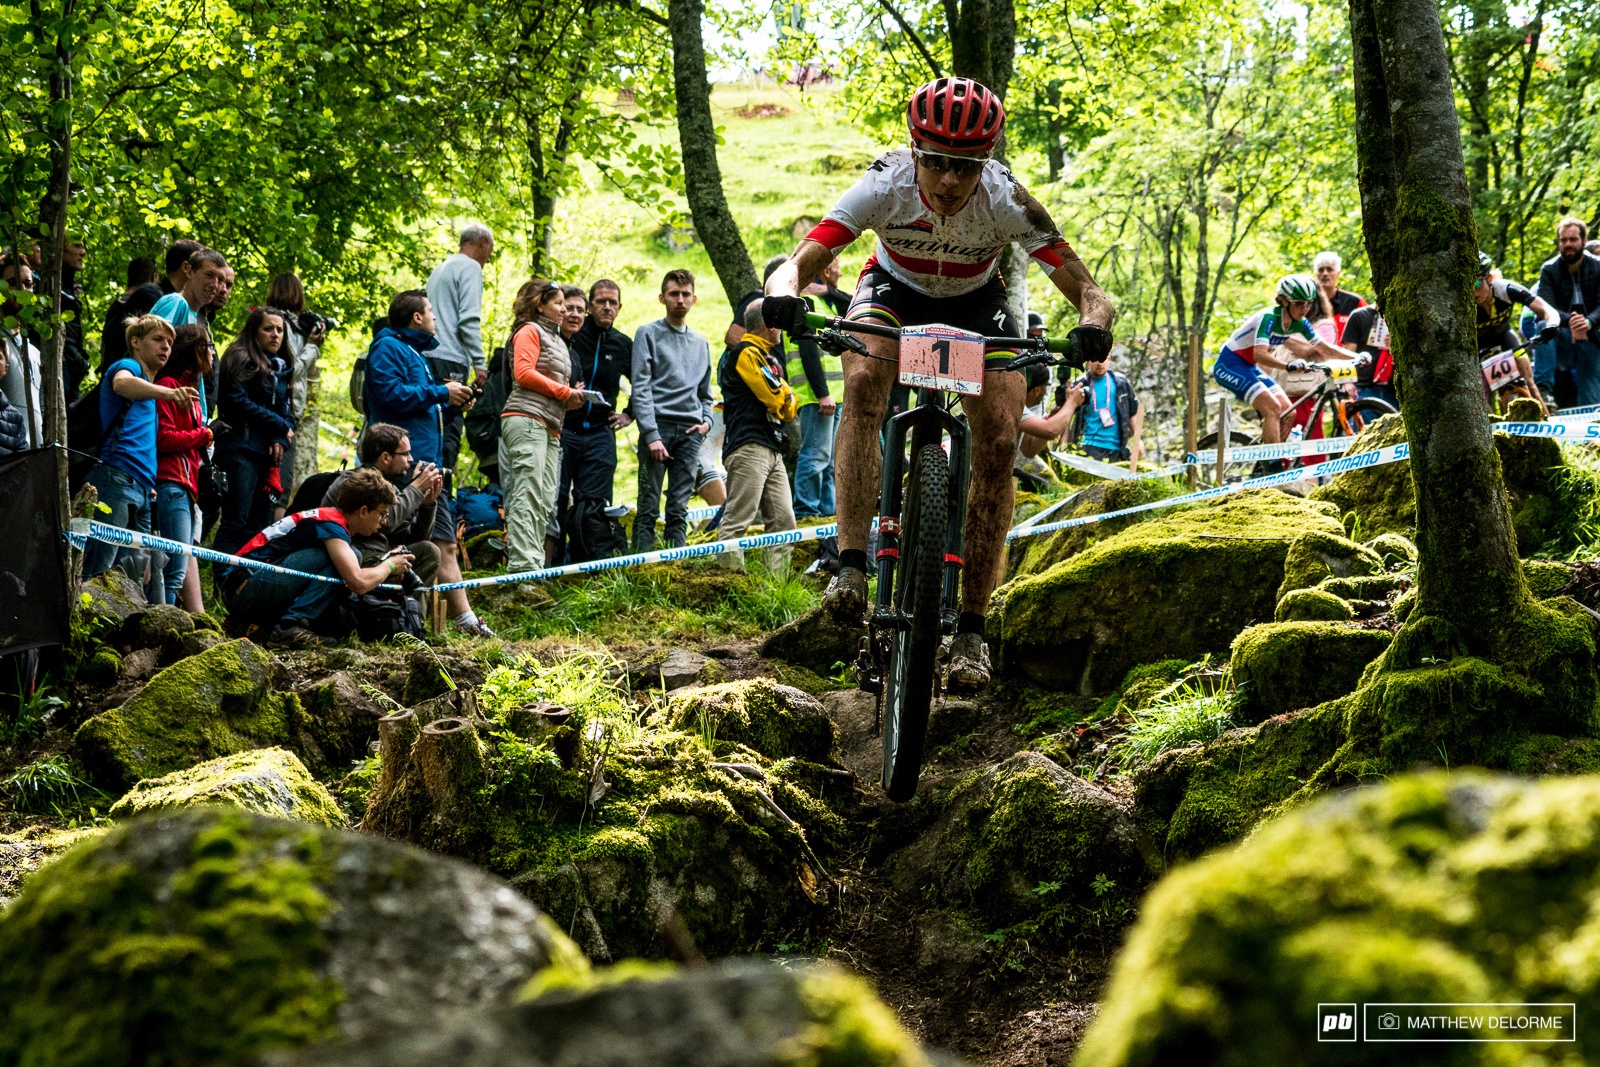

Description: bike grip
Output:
[805,312,828,329]
[1046,337,1073,354]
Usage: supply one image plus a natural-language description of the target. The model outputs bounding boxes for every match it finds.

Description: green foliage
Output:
[721,566,820,631]
[1118,672,1237,769]
[2,754,105,813]
[0,682,64,744]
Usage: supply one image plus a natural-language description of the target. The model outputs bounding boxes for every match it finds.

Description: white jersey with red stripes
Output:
[805,149,1071,299]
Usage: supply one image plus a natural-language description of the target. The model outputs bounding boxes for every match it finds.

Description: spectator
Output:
[362,289,487,636]
[59,237,89,399]
[0,344,30,455]
[100,257,162,370]
[153,325,214,607]
[219,467,413,649]
[266,273,327,486]
[718,299,798,572]
[213,308,295,557]
[321,422,444,585]
[201,261,236,417]
[790,255,850,519]
[1,258,42,449]
[631,269,713,552]
[1341,302,1397,409]
[1307,251,1366,345]
[82,315,198,584]
[500,279,583,571]
[159,239,203,295]
[1015,364,1063,489]
[1059,350,1144,473]
[559,284,586,340]
[1589,239,1600,258]
[729,255,798,478]
[152,248,228,330]
[426,222,495,480]
[557,279,633,560]
[1534,217,1600,406]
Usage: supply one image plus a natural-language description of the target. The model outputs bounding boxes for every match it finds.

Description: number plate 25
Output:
[899,325,985,396]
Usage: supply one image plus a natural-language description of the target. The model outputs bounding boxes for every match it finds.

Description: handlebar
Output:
[802,311,1074,367]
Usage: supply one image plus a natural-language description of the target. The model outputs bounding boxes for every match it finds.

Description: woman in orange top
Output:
[498,279,586,571]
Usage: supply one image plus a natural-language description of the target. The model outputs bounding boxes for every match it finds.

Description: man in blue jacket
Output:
[363,289,493,635]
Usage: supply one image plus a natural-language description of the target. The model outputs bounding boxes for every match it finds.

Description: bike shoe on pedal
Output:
[823,565,870,625]
[944,631,992,695]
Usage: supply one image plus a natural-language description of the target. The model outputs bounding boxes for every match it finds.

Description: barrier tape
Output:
[1007,440,1413,543]
[1558,403,1600,417]
[1186,435,1356,465]
[68,519,352,585]
[431,524,843,592]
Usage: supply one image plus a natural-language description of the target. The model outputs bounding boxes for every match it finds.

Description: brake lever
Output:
[818,329,870,357]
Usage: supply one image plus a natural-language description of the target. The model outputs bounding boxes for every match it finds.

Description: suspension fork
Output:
[874,393,968,625]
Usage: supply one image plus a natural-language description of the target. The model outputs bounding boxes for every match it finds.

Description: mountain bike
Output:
[807,311,1074,801]
[1479,338,1546,416]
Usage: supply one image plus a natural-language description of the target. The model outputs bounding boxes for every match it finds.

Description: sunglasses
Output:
[913,149,987,179]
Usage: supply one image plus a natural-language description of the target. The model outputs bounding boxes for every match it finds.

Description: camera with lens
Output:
[298,311,340,337]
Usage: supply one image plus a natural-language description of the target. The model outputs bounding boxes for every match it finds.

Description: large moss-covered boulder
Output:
[1311,413,1578,553]
[1006,477,1186,581]
[284,960,936,1067]
[72,638,318,791]
[759,606,863,675]
[662,680,837,763]
[0,807,581,1066]
[299,671,389,767]
[109,748,344,827]
[1272,587,1353,622]
[1274,530,1383,600]
[889,752,1153,936]
[992,492,1345,693]
[1229,622,1392,723]
[1081,772,1600,1067]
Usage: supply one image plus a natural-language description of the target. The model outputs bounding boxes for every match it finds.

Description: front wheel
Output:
[881,443,948,803]
[1342,396,1396,434]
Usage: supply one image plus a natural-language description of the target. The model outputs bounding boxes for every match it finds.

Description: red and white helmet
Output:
[907,77,1005,154]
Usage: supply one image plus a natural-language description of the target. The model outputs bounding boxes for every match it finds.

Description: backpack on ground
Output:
[336,587,426,642]
[455,483,504,541]
[565,497,629,564]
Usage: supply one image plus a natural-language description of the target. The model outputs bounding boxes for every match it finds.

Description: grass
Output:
[1552,442,1600,559]
[479,647,637,735]
[2,755,107,815]
[1117,670,1238,770]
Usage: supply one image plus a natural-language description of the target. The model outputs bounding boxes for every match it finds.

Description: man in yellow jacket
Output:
[717,298,800,572]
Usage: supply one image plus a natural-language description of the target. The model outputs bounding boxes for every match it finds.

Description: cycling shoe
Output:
[822,565,869,626]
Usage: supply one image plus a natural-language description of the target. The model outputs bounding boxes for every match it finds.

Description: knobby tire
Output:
[1344,396,1396,432]
[881,443,948,802]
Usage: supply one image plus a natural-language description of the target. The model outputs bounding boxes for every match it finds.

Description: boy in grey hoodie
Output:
[631,269,714,551]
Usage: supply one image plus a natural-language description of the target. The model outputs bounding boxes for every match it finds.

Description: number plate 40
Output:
[900,325,985,396]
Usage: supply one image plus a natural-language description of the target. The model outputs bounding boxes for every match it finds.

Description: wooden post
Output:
[1185,334,1201,490]
[1215,400,1230,485]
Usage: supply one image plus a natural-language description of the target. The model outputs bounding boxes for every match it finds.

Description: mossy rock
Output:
[81,647,122,688]
[1311,413,1579,553]
[1275,530,1383,600]
[122,603,195,650]
[1273,587,1353,623]
[72,638,320,792]
[78,570,147,625]
[299,670,389,766]
[1005,477,1186,581]
[1229,622,1392,723]
[109,747,344,827]
[0,827,107,908]
[993,492,1345,693]
[288,960,935,1066]
[1315,573,1405,601]
[1094,659,1192,719]
[402,649,455,706]
[1526,558,1576,599]
[191,611,223,633]
[759,604,864,674]
[0,807,581,1066]
[888,751,1154,936]
[662,680,837,763]
[180,629,224,658]
[1081,771,1600,1066]
[1365,531,1417,567]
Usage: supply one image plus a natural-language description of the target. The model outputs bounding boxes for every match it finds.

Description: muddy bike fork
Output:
[856,390,972,695]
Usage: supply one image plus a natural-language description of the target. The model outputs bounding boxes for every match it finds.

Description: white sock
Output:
[453,610,479,627]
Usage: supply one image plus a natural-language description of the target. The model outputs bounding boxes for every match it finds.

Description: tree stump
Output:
[417,718,487,817]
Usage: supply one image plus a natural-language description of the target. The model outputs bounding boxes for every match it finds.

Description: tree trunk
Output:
[35,0,73,529]
[1349,0,1528,650]
[666,0,758,308]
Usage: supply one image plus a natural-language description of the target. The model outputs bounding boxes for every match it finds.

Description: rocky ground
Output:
[7,412,1600,1065]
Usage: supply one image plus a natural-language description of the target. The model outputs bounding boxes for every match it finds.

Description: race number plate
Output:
[1324,360,1360,382]
[1481,352,1518,391]
[899,324,986,396]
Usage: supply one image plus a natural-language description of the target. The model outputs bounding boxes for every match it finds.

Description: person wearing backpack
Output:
[462,343,511,486]
[555,279,632,563]
[320,422,444,585]
[83,315,200,588]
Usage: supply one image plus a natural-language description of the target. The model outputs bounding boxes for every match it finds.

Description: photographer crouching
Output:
[219,467,414,649]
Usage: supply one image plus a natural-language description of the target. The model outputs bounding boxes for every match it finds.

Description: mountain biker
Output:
[1475,251,1559,353]
[1212,274,1362,445]
[760,76,1115,694]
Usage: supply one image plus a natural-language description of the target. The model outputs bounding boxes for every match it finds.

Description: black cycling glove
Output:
[1540,324,1560,343]
[1066,324,1113,369]
[762,295,811,334]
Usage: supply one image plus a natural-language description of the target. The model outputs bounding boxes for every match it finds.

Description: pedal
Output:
[855,637,882,695]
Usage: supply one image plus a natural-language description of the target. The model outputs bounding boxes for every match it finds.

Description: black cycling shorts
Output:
[846,264,1021,367]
